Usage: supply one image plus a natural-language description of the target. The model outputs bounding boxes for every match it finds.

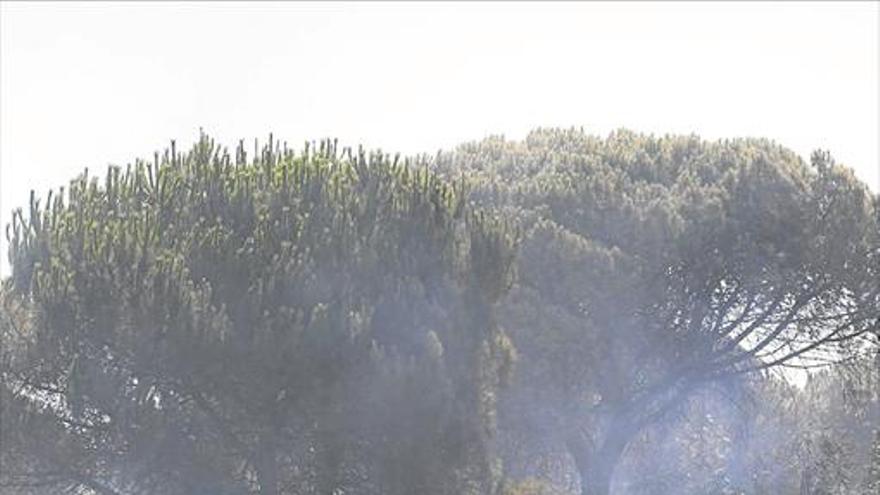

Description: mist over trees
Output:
[2,129,878,495]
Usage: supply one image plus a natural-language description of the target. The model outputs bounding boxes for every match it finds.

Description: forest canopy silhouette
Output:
[2,129,878,495]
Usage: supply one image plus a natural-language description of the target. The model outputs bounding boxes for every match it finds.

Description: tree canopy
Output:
[2,129,878,495]
[436,128,879,495]
[2,134,517,495]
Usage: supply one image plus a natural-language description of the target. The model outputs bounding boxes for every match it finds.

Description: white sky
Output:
[1,1,878,277]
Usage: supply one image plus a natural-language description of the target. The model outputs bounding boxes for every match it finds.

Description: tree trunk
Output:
[569,419,635,495]
[316,422,344,495]
[256,429,278,495]
[580,435,629,495]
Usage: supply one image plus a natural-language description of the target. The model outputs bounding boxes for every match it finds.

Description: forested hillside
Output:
[2,130,878,495]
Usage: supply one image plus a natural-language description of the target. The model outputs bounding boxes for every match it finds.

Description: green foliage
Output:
[438,128,879,495]
[2,133,516,495]
[2,128,877,495]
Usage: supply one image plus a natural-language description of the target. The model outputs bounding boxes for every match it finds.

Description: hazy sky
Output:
[1,1,878,277]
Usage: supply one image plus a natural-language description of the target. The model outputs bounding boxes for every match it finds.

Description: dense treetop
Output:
[1,129,877,495]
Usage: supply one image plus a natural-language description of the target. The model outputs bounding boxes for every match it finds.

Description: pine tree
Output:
[1,133,517,495]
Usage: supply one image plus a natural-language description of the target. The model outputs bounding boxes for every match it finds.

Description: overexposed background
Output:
[1,1,878,277]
